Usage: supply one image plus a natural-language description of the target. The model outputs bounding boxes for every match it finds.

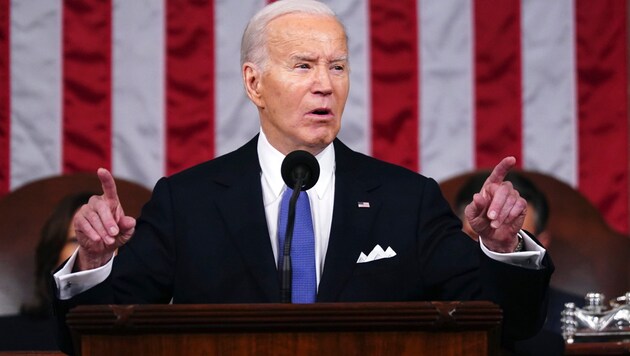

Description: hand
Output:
[73,168,136,271]
[464,157,526,253]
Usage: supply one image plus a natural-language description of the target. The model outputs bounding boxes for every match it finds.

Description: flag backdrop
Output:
[0,0,628,232]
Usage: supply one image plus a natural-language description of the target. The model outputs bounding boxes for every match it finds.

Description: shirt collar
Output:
[257,129,335,201]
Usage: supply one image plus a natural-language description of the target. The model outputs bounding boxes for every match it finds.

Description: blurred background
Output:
[0,1,629,352]
[0,0,628,233]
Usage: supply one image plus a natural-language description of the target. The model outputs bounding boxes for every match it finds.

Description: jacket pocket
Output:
[353,256,402,276]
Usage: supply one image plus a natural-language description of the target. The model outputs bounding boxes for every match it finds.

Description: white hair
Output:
[240,0,345,69]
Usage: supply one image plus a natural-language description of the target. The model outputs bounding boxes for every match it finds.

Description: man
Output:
[53,0,552,353]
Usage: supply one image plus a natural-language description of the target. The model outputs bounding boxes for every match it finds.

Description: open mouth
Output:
[309,108,332,116]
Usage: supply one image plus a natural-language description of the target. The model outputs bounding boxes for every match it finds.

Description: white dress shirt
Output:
[55,130,545,300]
[258,130,335,288]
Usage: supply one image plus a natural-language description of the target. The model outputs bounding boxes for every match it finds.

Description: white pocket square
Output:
[356,244,397,263]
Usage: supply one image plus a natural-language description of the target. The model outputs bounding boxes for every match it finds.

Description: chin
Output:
[293,138,332,154]
[294,128,338,150]
[311,135,335,147]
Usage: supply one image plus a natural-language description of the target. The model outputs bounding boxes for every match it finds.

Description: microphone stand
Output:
[280,176,306,303]
[278,150,319,304]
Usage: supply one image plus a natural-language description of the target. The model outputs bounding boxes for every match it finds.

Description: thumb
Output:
[118,216,136,235]
[465,192,486,220]
[116,216,136,246]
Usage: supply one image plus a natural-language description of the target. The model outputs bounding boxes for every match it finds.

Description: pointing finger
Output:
[97,168,120,205]
[484,156,516,187]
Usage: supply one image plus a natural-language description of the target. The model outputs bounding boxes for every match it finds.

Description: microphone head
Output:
[281,150,320,191]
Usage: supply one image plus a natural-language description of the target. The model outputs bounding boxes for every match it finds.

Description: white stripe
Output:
[112,0,165,190]
[214,0,264,156]
[328,0,371,155]
[419,0,474,180]
[10,0,63,190]
[521,0,577,186]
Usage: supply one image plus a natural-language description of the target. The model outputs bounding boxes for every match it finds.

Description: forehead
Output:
[266,13,348,54]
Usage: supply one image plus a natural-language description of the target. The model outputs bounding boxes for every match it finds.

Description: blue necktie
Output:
[278,187,316,303]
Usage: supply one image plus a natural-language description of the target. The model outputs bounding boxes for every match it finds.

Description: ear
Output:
[243,62,264,108]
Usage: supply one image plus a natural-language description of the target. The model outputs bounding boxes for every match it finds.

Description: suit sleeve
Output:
[108,177,176,304]
[416,178,553,340]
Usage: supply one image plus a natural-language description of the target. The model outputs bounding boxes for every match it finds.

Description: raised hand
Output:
[464,157,527,253]
[73,168,136,271]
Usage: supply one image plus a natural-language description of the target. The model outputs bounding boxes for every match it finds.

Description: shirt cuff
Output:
[479,230,546,270]
[53,247,114,300]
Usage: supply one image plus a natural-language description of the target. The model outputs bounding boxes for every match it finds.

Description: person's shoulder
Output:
[334,139,432,184]
[165,136,258,185]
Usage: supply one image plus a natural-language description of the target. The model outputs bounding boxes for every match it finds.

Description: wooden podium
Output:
[66,301,502,356]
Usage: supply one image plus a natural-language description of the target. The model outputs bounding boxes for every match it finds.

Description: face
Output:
[243,13,349,155]
[57,222,78,266]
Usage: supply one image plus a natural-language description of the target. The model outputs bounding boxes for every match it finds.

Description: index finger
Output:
[484,156,517,186]
[97,168,119,203]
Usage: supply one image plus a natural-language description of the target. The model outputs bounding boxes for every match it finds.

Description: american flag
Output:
[0,0,628,232]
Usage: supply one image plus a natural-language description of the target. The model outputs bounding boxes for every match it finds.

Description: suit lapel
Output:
[210,137,382,303]
[317,140,381,302]
[212,136,281,302]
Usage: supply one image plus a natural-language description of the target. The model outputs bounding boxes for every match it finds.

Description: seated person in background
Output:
[0,192,94,351]
[52,0,553,354]
[455,172,583,355]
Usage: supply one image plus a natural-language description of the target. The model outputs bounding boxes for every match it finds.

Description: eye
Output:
[296,63,311,70]
[331,64,346,73]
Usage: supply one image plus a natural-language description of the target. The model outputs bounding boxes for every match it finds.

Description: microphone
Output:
[281,150,320,191]
[279,150,320,303]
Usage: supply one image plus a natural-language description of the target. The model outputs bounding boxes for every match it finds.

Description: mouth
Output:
[307,108,333,117]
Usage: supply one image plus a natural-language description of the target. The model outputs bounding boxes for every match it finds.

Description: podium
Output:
[566,342,630,355]
[66,301,502,356]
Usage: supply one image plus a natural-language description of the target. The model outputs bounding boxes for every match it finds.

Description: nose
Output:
[312,66,333,96]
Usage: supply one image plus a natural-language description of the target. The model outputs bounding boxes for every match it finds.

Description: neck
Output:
[260,129,328,157]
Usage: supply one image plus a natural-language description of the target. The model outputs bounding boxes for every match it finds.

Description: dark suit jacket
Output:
[0,314,58,351]
[510,288,583,355]
[54,136,553,352]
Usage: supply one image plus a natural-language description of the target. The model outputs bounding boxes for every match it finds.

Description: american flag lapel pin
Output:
[357,201,370,208]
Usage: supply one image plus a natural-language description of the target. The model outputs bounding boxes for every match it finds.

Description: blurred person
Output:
[0,192,93,351]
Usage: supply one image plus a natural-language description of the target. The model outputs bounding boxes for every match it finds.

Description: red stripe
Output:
[474,0,522,169]
[575,0,629,233]
[369,0,419,172]
[62,0,112,173]
[0,0,9,195]
[165,0,215,176]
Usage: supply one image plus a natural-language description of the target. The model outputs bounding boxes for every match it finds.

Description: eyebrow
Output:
[330,56,348,63]
[290,54,348,63]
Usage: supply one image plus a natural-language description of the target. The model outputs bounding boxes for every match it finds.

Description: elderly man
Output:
[53,0,552,353]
